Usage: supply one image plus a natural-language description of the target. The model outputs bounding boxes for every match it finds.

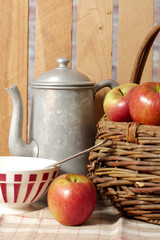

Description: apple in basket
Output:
[129,82,160,126]
[103,83,138,122]
[47,174,97,226]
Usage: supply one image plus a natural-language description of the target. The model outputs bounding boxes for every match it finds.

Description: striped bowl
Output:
[0,156,60,213]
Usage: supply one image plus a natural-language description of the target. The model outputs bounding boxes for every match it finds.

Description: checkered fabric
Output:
[0,201,160,240]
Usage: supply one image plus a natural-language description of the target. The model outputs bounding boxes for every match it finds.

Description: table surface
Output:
[0,200,160,240]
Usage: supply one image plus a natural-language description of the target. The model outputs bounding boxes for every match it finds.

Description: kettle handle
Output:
[93,79,118,96]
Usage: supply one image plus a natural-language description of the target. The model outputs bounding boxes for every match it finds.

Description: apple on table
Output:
[129,82,160,126]
[103,83,138,122]
[47,174,97,226]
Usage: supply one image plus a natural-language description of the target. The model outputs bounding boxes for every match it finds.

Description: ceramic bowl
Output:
[0,156,60,213]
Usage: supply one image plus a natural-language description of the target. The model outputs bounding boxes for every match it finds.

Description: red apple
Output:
[103,83,138,122]
[47,174,97,226]
[129,82,160,125]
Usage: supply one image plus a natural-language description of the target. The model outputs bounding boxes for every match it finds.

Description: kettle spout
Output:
[5,85,38,157]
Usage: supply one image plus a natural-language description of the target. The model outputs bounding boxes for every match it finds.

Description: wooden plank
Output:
[77,0,113,123]
[35,0,73,78]
[117,0,154,85]
[0,0,29,155]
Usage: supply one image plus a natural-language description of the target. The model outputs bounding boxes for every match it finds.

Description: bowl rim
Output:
[0,156,60,173]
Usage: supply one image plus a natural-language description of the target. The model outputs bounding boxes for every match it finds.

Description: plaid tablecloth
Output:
[0,200,160,240]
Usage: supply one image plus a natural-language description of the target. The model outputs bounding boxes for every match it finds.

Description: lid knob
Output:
[56,57,70,68]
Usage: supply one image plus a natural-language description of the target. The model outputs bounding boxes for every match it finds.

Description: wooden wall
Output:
[77,0,154,123]
[0,0,29,155]
[0,0,157,155]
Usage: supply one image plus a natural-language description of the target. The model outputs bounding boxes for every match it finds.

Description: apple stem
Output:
[118,88,123,95]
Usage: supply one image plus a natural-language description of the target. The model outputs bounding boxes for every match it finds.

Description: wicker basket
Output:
[87,23,160,225]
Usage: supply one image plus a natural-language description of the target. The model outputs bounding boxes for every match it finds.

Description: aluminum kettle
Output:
[5,57,118,175]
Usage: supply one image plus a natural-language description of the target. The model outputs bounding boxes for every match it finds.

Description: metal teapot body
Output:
[6,57,118,175]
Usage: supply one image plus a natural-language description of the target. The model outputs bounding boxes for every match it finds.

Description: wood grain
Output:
[117,0,154,85]
[0,0,29,155]
[35,0,73,78]
[77,0,113,123]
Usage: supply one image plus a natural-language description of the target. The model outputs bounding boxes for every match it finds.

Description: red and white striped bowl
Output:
[0,156,60,212]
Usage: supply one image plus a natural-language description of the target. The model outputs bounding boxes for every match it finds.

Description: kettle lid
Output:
[31,57,94,88]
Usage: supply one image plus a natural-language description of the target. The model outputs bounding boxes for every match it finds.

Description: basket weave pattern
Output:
[88,115,160,224]
[88,23,160,225]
